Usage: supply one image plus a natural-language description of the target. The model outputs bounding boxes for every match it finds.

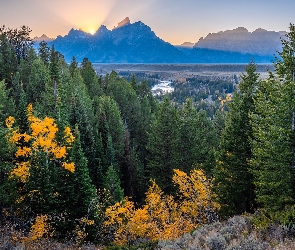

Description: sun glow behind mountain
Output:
[38,0,118,38]
[88,28,96,35]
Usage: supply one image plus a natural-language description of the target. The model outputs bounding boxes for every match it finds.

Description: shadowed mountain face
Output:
[49,18,187,63]
[47,18,284,63]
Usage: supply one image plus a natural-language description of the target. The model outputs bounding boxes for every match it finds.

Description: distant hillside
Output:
[47,19,284,63]
[178,42,195,48]
[188,48,274,63]
[193,27,285,55]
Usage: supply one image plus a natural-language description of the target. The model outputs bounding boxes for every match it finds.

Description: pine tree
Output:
[0,25,33,63]
[15,86,29,133]
[213,109,226,144]
[18,47,37,86]
[49,45,60,100]
[94,95,125,187]
[38,41,50,65]
[180,99,217,175]
[136,80,157,166]
[26,58,50,104]
[250,24,295,211]
[147,96,181,194]
[119,129,140,199]
[130,74,137,91]
[214,62,259,216]
[57,127,96,219]
[0,80,15,123]
[105,71,141,146]
[69,56,78,78]
[103,165,124,205]
[80,57,102,98]
[0,34,17,84]
[0,80,16,221]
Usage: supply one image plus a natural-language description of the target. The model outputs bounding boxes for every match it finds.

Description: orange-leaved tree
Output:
[103,168,219,245]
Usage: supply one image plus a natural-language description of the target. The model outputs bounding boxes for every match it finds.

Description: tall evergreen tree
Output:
[15,86,29,133]
[69,56,78,78]
[38,41,50,65]
[0,25,34,63]
[250,24,295,211]
[18,47,37,86]
[26,58,50,104]
[49,45,61,102]
[0,34,17,84]
[136,80,157,168]
[80,57,102,98]
[0,80,15,122]
[103,165,124,205]
[68,69,96,172]
[147,96,181,194]
[180,99,217,175]
[214,62,259,216]
[130,74,137,92]
[57,127,96,220]
[0,80,16,221]
[94,95,125,187]
[105,71,141,146]
[213,109,226,144]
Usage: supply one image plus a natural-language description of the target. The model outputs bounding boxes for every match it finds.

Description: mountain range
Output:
[36,17,285,63]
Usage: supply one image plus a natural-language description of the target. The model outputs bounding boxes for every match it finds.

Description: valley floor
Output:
[93,63,274,81]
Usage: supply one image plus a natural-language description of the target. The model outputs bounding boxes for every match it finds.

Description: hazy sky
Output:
[1,0,295,44]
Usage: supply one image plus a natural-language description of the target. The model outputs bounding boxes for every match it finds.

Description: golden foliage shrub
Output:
[28,214,50,241]
[103,169,219,245]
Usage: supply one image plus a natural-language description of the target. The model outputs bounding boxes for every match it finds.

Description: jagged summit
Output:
[94,25,110,36]
[33,34,54,42]
[228,27,249,33]
[113,17,131,30]
[66,28,90,39]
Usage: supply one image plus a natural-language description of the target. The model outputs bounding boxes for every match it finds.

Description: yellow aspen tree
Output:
[6,103,75,183]
[144,180,180,240]
[104,197,137,245]
[173,169,220,226]
[4,104,79,240]
[103,169,220,245]
[4,103,76,224]
[27,214,50,241]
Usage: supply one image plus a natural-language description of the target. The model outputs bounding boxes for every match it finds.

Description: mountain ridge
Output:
[49,18,187,63]
[46,18,285,63]
[193,27,285,55]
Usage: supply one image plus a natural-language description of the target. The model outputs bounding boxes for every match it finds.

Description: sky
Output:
[1,0,295,45]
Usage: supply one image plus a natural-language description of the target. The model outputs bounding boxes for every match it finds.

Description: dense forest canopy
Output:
[0,23,295,248]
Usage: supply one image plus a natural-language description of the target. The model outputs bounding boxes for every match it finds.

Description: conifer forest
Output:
[0,24,295,248]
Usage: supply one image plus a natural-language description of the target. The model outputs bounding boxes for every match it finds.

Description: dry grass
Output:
[2,215,295,249]
[0,223,103,250]
[157,215,295,250]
